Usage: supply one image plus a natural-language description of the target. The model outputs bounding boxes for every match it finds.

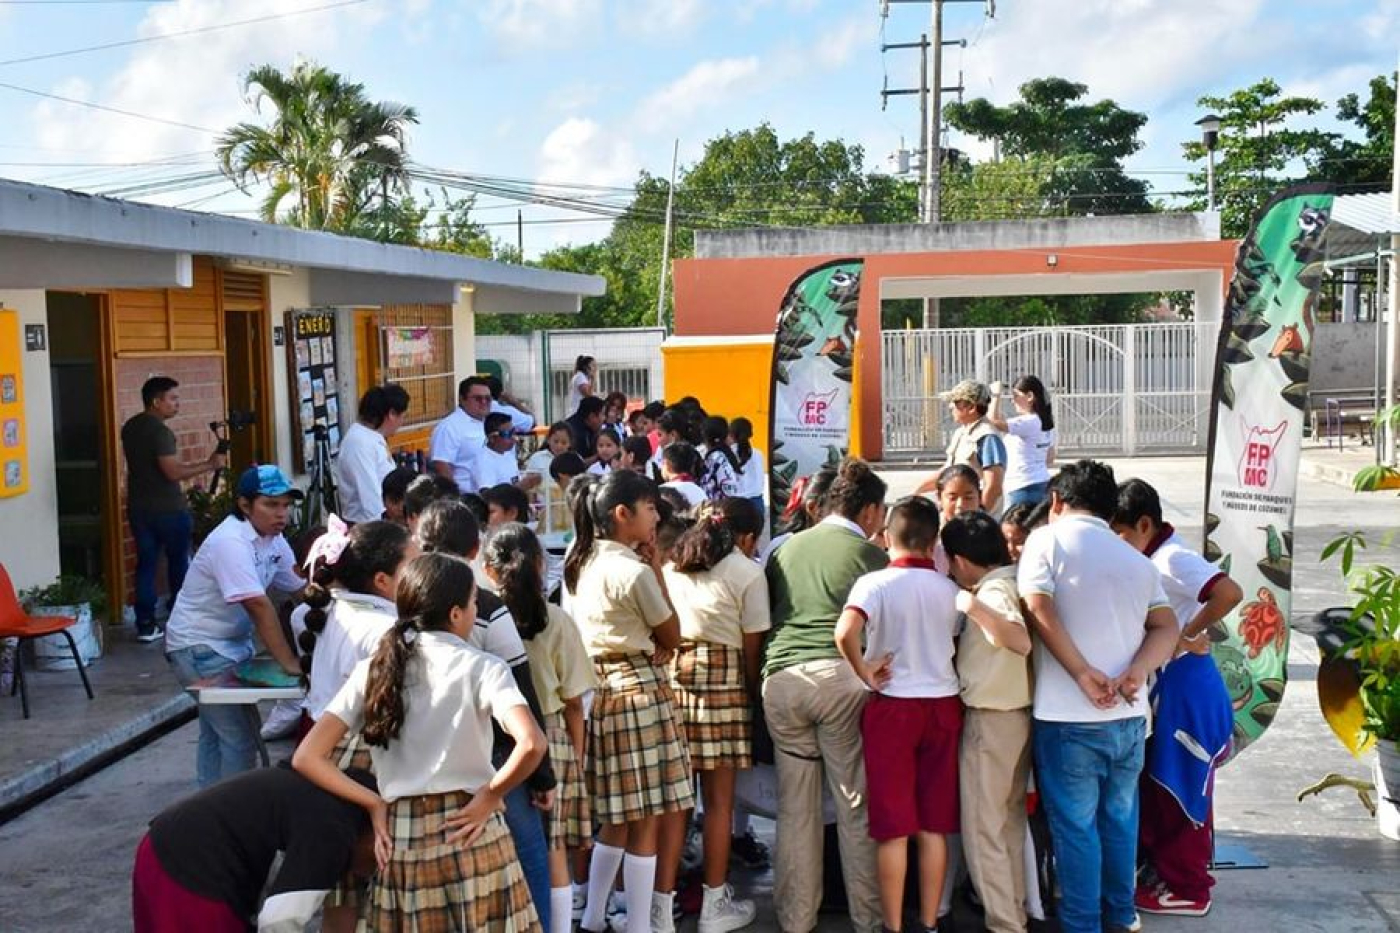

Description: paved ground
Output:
[1,455,1397,931]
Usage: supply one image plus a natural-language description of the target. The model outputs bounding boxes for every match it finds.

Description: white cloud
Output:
[621,0,705,36]
[809,12,875,70]
[477,0,602,48]
[636,56,761,132]
[538,116,638,187]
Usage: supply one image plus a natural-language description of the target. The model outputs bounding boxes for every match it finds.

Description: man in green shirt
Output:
[120,377,224,642]
[762,459,888,933]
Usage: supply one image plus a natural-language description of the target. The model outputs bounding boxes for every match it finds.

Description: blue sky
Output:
[0,0,1394,256]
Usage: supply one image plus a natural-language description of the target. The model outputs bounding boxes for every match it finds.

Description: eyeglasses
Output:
[466,393,492,402]
[495,430,515,439]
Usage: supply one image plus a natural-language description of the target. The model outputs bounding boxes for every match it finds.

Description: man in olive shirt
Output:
[121,377,224,643]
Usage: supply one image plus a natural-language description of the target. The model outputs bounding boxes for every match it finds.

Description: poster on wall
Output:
[286,309,342,474]
[0,309,28,498]
[1203,184,1334,759]
[386,326,434,368]
[766,258,863,526]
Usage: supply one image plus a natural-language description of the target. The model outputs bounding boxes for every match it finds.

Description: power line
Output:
[0,0,371,68]
[0,78,216,132]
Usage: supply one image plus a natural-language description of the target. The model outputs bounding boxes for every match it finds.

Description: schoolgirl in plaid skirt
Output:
[484,523,598,933]
[563,471,694,933]
[295,553,549,933]
[662,498,770,929]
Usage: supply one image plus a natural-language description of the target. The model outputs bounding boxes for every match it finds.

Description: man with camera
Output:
[121,377,225,643]
[334,383,410,523]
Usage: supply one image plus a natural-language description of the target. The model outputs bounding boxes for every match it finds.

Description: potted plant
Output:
[19,574,108,670]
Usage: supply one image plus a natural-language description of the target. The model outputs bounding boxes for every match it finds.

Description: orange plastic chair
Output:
[0,565,95,719]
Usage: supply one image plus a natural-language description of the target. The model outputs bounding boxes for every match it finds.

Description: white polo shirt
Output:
[428,407,485,492]
[165,515,304,662]
[1003,414,1055,493]
[326,631,525,802]
[1017,512,1169,723]
[333,422,394,523]
[471,445,521,492]
[303,591,397,721]
[734,449,766,499]
[843,557,961,699]
[1146,526,1227,632]
[661,480,706,510]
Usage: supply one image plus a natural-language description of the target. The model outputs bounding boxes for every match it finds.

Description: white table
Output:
[187,677,305,767]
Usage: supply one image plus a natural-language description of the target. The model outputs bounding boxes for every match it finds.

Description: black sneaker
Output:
[729,829,771,869]
[135,624,163,644]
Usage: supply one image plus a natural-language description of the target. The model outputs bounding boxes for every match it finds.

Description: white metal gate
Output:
[881,322,1216,458]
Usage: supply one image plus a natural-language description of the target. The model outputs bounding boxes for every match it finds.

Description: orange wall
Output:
[672,239,1239,460]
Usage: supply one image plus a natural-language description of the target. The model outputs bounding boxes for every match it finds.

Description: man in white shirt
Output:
[165,466,307,788]
[486,374,536,434]
[1016,460,1178,933]
[334,384,409,523]
[428,376,491,492]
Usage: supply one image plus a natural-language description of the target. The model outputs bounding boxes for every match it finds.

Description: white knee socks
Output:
[550,886,573,933]
[623,853,658,933]
[581,842,624,931]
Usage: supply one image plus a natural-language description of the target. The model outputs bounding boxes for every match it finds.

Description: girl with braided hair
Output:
[295,552,548,932]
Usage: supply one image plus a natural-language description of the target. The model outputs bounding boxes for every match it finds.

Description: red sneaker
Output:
[1135,883,1211,917]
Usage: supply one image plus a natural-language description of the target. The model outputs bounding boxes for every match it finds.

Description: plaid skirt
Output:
[671,642,753,771]
[587,653,695,825]
[326,732,376,909]
[366,790,541,933]
[546,709,591,851]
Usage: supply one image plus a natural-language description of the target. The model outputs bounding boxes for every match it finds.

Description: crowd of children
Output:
[134,382,1241,933]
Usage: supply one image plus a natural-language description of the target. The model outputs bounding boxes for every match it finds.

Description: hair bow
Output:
[781,476,810,522]
[303,513,351,572]
[401,627,419,645]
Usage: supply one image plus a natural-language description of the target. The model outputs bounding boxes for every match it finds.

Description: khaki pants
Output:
[960,707,1033,933]
[762,659,881,933]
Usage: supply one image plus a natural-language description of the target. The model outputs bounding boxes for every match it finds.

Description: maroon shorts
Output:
[861,694,963,840]
[132,834,249,933]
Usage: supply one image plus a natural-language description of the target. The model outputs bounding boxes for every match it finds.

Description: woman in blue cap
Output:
[165,465,307,787]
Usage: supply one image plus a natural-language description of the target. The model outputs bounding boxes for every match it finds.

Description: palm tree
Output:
[216,61,419,231]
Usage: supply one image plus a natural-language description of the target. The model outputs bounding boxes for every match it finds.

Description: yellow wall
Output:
[662,338,774,458]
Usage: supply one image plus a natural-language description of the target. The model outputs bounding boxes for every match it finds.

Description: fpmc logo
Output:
[801,389,839,426]
[1237,420,1288,490]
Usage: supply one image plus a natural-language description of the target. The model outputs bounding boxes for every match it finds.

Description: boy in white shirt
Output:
[1017,460,1179,933]
[1112,479,1241,919]
[836,497,1029,933]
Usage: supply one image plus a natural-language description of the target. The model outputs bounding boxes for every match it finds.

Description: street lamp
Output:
[1196,113,1221,212]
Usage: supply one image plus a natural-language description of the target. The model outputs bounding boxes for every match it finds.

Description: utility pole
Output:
[517,210,524,260]
[926,0,942,223]
[656,138,679,331]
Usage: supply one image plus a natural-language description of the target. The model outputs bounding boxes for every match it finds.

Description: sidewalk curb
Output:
[0,692,195,823]
[1298,455,1360,489]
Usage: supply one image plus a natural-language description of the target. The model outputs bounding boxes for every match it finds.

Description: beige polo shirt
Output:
[663,549,771,649]
[568,539,673,656]
[956,565,1032,711]
[526,604,599,715]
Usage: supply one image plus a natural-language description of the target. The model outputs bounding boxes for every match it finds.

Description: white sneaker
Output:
[259,701,303,741]
[698,884,756,933]
[605,891,627,932]
[651,892,676,933]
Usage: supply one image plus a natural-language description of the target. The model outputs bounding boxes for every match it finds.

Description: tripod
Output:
[302,426,340,527]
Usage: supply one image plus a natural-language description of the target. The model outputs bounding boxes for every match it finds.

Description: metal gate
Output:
[881,322,1216,458]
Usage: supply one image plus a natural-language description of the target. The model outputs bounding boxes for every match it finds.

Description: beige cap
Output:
[943,379,991,407]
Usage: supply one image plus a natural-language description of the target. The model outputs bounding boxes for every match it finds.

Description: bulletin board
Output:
[0,309,27,498]
[286,309,342,473]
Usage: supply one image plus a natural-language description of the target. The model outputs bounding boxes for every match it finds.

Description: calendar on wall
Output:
[286,309,341,474]
[0,308,28,498]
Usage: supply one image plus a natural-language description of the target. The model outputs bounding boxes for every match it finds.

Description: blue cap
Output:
[235,465,304,500]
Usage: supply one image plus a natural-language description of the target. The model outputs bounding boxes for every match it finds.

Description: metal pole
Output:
[517,210,524,259]
[1206,148,1217,212]
[1386,54,1399,465]
[918,32,929,223]
[927,0,944,223]
[656,138,679,331]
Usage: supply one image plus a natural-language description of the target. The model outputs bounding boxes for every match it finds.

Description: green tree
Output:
[216,61,419,231]
[944,77,1152,215]
[1181,78,1337,238]
[941,152,1070,221]
[1314,73,1396,190]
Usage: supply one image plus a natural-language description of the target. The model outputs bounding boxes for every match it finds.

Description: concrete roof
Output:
[694,211,1222,259]
[0,177,604,299]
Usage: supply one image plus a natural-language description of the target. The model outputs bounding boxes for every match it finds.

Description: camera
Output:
[210,409,257,454]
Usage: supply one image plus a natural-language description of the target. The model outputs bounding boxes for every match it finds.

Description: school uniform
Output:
[525,603,599,851]
[325,632,540,932]
[660,479,706,510]
[663,549,771,770]
[844,557,963,841]
[700,446,740,501]
[568,539,694,824]
[956,565,1033,933]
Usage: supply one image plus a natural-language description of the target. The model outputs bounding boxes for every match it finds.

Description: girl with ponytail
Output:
[728,417,766,528]
[295,553,548,931]
[662,497,769,929]
[563,470,695,933]
[485,524,598,933]
[699,415,741,502]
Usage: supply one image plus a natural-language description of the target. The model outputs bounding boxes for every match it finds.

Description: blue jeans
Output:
[167,645,257,788]
[501,772,551,930]
[1034,718,1146,933]
[130,510,193,628]
[1007,482,1050,508]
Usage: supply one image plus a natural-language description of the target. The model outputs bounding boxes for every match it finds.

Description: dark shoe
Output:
[729,829,771,869]
[135,624,162,644]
